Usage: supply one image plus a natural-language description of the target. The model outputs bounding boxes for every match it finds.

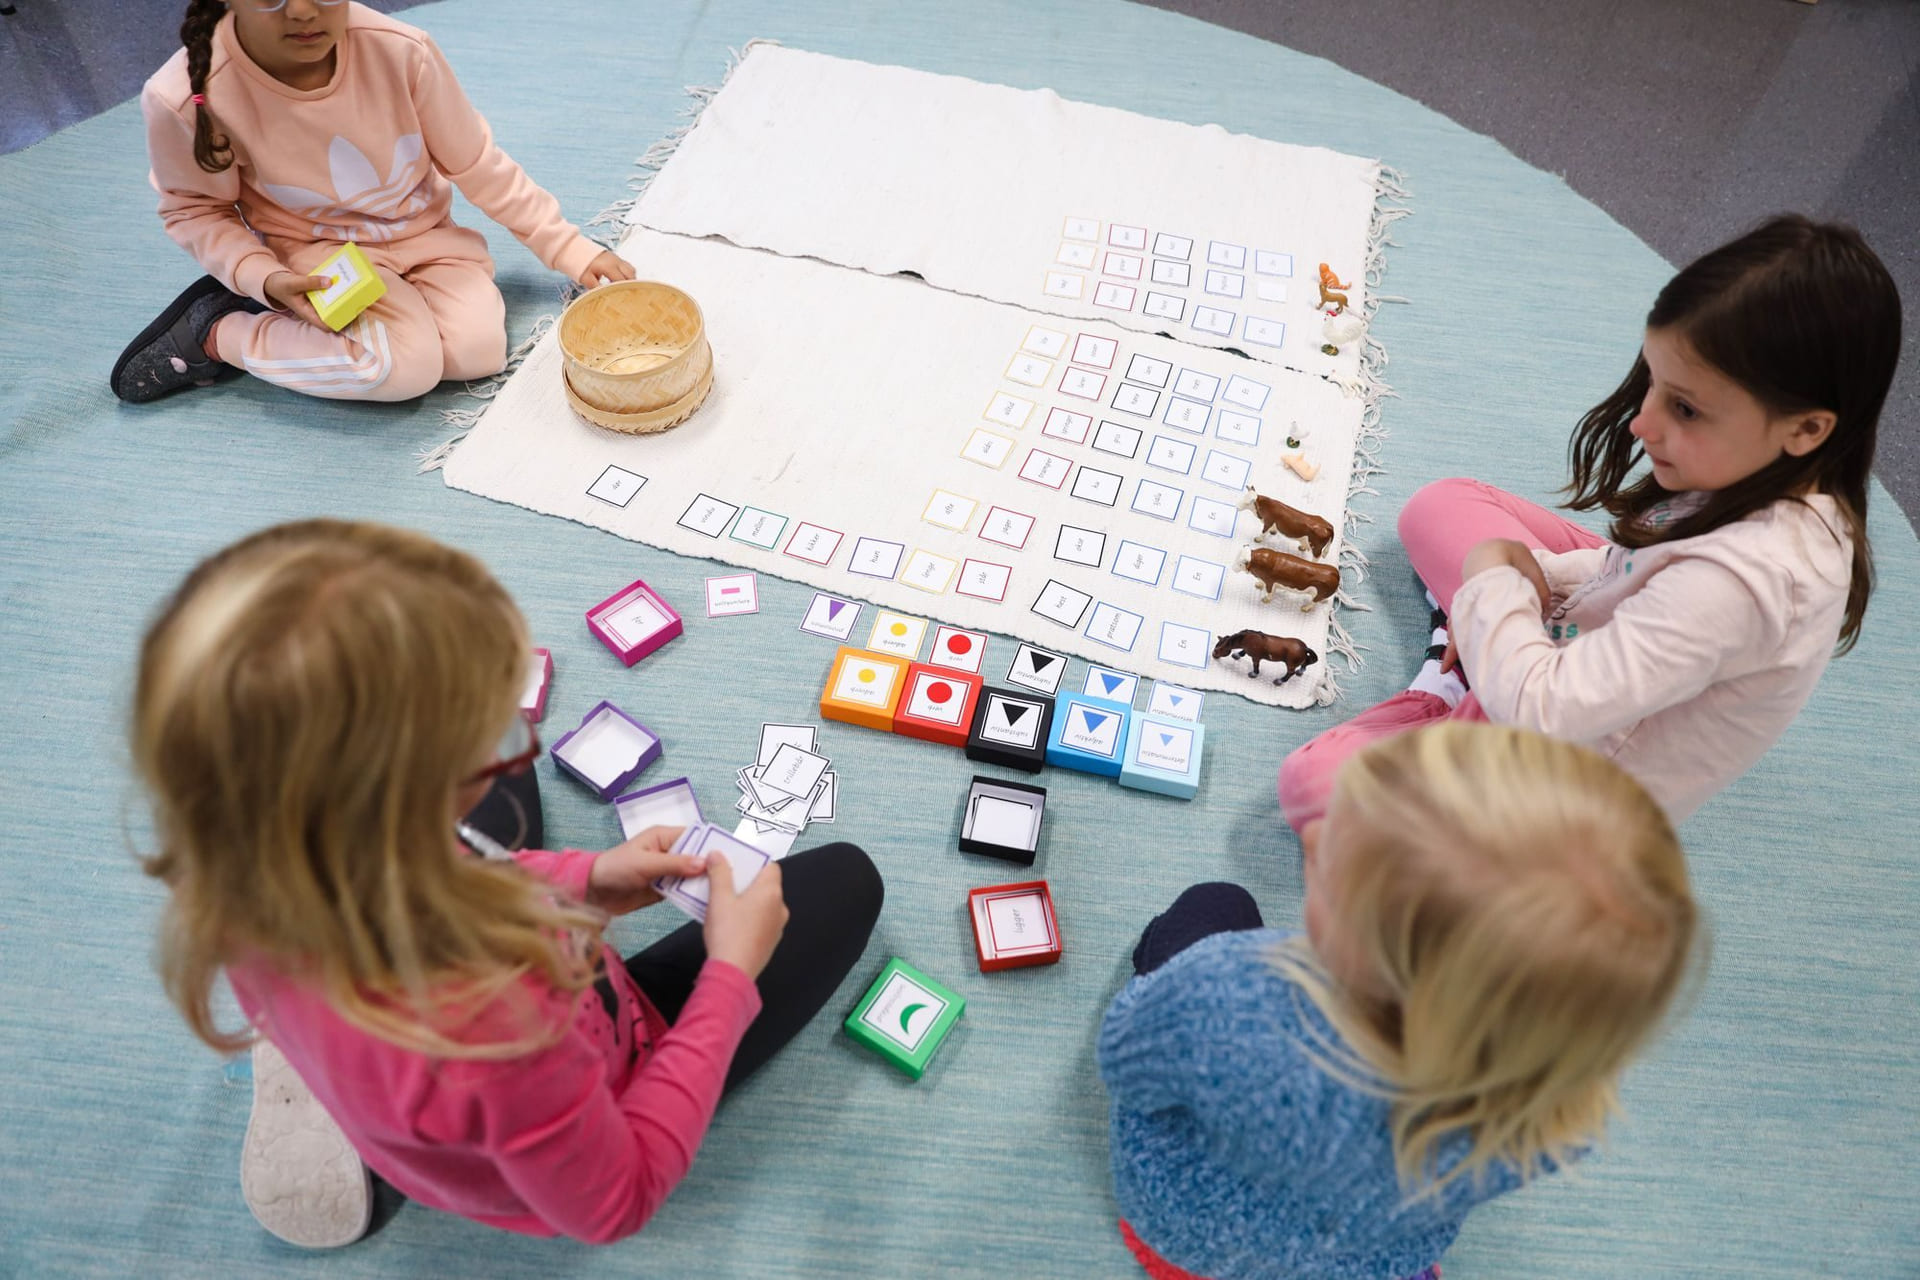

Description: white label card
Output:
[1006,352,1054,386]
[1108,224,1148,250]
[832,655,901,706]
[597,593,672,650]
[1158,623,1212,671]
[1031,579,1093,629]
[1254,279,1288,304]
[705,573,759,617]
[1152,232,1193,260]
[1191,306,1236,337]
[849,537,905,579]
[962,428,1016,469]
[1084,665,1137,703]
[1215,410,1261,446]
[930,625,987,673]
[761,743,830,801]
[867,610,928,658]
[1203,269,1245,299]
[1143,292,1186,321]
[1093,282,1137,310]
[1208,241,1248,269]
[1112,383,1160,417]
[1091,420,1142,458]
[859,972,947,1051]
[1149,260,1191,288]
[730,507,786,549]
[922,490,978,532]
[1062,216,1100,243]
[1126,354,1172,388]
[1006,643,1067,694]
[1102,251,1143,280]
[1043,271,1085,300]
[1172,556,1226,600]
[1201,450,1253,491]
[956,558,1012,602]
[617,779,703,840]
[1150,679,1206,717]
[1023,325,1069,358]
[1018,449,1071,490]
[1243,316,1286,348]
[1084,602,1144,652]
[1175,369,1220,401]
[1069,466,1121,507]
[979,506,1035,549]
[588,465,646,507]
[1132,479,1183,521]
[784,523,843,565]
[904,671,971,725]
[1071,334,1117,368]
[1055,242,1097,270]
[657,827,771,922]
[982,890,1056,956]
[799,594,860,640]
[1059,701,1122,757]
[985,392,1036,429]
[902,549,959,594]
[979,694,1044,748]
[1111,540,1166,585]
[1054,524,1106,568]
[1134,721,1196,774]
[1223,374,1272,411]
[1254,250,1294,276]
[1041,407,1093,445]
[1163,396,1209,434]
[1147,436,1197,474]
[1059,368,1107,401]
[678,494,739,538]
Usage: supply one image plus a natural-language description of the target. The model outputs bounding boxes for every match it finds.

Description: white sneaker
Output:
[240,1039,373,1249]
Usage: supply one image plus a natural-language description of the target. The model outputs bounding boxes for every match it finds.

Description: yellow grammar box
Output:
[306,242,386,331]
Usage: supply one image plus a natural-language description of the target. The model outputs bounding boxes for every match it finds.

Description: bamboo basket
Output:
[557,281,713,434]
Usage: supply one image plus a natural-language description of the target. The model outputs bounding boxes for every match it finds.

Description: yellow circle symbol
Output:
[889,622,909,636]
[856,667,877,683]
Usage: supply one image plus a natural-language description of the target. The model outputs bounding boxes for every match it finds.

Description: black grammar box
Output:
[964,687,1055,773]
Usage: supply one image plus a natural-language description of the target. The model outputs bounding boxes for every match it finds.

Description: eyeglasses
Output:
[463,715,541,788]
[243,0,347,12]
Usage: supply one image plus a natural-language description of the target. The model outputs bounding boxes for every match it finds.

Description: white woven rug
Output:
[441,48,1406,707]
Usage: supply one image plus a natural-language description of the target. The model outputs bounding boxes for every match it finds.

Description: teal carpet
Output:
[3,1,1915,1274]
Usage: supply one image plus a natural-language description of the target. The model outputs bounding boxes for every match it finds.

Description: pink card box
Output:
[586,579,683,666]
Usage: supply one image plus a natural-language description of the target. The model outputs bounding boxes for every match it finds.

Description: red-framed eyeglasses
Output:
[464,715,541,787]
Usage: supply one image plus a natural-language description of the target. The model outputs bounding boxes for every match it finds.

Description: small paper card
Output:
[656,824,772,922]
[1223,374,1272,411]
[1175,369,1221,401]
[1158,623,1212,670]
[1091,420,1142,458]
[1108,224,1148,250]
[1069,467,1122,507]
[1126,354,1172,388]
[784,522,844,565]
[1041,407,1094,445]
[1112,383,1160,417]
[849,537,906,579]
[922,490,978,532]
[1149,681,1206,719]
[1006,352,1053,386]
[867,610,929,658]
[1149,259,1191,288]
[978,692,1046,749]
[1006,643,1067,694]
[588,465,645,507]
[678,494,739,538]
[734,820,799,860]
[1084,602,1145,652]
[930,625,988,674]
[1031,580,1093,629]
[903,670,972,726]
[901,549,959,594]
[1101,251,1143,280]
[1058,368,1108,401]
[1203,269,1246,299]
[1062,217,1100,243]
[1111,540,1166,586]
[961,428,1015,469]
[1147,436,1197,474]
[956,559,1012,602]
[1171,556,1226,601]
[1084,666,1137,703]
[758,722,818,766]
[1054,525,1106,568]
[1132,479,1183,521]
[1022,325,1068,358]
[801,593,862,640]
[1163,397,1209,434]
[1215,411,1261,447]
[1201,450,1253,491]
[1054,242,1096,270]
[984,392,1037,429]
[1093,281,1136,310]
[1188,496,1239,538]
[761,743,831,801]
[1191,306,1236,337]
[705,573,759,617]
[730,507,786,550]
[810,772,838,822]
[1071,334,1117,368]
[1254,250,1294,276]
[973,885,1059,960]
[1254,280,1288,304]
[1208,241,1248,269]
[978,506,1035,549]
[1018,449,1071,490]
[1153,232,1193,260]
[1244,317,1286,348]
[1143,292,1186,321]
[1043,271,1085,300]
[615,777,704,840]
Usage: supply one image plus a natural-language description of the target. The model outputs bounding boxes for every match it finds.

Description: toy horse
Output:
[1212,630,1320,684]
[1237,546,1341,609]
[1239,487,1334,558]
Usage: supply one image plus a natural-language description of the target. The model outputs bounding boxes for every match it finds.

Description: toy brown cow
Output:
[1239,487,1334,559]
[1212,630,1319,684]
[1237,546,1341,609]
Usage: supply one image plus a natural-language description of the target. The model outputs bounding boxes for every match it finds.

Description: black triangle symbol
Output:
[1029,653,1056,672]
[1003,704,1029,726]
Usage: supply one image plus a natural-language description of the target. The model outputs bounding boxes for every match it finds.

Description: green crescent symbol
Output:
[899,1003,928,1033]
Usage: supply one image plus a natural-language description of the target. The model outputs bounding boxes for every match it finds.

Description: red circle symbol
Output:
[926,681,954,703]
[946,634,973,655]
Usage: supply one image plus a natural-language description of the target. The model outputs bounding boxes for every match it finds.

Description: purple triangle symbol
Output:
[1100,673,1123,694]
[826,600,846,620]
[1080,709,1108,734]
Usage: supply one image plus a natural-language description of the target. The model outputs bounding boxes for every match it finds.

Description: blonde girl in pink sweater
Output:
[133,521,883,1247]
[1282,216,1901,829]
[113,0,633,403]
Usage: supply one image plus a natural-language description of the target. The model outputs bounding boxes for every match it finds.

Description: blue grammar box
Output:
[1119,713,1206,799]
[1044,692,1131,777]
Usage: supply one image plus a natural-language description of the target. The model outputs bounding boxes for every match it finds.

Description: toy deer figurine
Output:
[1237,546,1341,610]
[1239,487,1334,558]
[1317,263,1351,312]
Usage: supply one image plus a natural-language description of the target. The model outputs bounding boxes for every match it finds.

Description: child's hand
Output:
[262,270,335,329]
[578,251,637,289]
[1462,538,1552,616]
[587,825,702,915]
[703,853,789,979]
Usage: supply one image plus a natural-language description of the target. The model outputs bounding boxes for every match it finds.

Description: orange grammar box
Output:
[820,647,912,732]
[892,663,983,749]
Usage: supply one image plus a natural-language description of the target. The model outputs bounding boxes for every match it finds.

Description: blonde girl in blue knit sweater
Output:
[1099,722,1701,1280]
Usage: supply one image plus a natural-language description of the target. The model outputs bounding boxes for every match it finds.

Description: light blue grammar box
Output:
[1119,713,1206,799]
[1044,692,1132,777]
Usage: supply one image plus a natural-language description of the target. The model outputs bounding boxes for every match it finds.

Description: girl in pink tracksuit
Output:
[114,0,633,403]
[1282,216,1901,831]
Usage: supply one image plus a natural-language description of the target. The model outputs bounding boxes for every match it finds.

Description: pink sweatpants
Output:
[211,223,506,402]
[1276,478,1609,833]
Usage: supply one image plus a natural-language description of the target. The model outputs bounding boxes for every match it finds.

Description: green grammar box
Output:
[844,958,966,1079]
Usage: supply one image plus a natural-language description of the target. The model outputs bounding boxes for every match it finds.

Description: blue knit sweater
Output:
[1097,929,1525,1280]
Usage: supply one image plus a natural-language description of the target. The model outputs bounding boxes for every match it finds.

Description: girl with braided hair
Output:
[113,0,634,403]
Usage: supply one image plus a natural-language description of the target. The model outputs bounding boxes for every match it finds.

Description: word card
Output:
[705,573,759,617]
[800,593,861,640]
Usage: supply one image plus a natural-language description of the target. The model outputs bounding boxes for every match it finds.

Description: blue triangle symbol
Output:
[1159,732,1175,747]
[1170,694,1184,707]
[1080,709,1108,734]
[1100,673,1123,694]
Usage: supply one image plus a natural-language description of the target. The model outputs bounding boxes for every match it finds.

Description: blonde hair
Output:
[1272,722,1701,1195]
[133,519,603,1059]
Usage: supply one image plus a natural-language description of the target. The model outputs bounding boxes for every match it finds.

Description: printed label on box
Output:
[984,891,1056,955]
[859,971,948,1052]
[1134,722,1196,773]
[905,672,971,725]
[1006,643,1067,694]
[1149,680,1206,718]
[980,694,1044,748]
[1061,702,1122,757]
[832,655,902,707]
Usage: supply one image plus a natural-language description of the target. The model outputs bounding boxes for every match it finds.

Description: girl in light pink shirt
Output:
[132,520,882,1248]
[1282,216,1901,829]
[113,0,634,403]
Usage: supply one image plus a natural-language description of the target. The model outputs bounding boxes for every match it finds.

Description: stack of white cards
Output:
[731,722,838,859]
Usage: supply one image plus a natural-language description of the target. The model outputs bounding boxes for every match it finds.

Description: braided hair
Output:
[182,0,233,173]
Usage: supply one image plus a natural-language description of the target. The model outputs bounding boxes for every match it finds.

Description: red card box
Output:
[891,664,983,748]
[968,880,1063,972]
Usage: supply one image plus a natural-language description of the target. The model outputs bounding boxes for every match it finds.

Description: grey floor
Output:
[5,0,1916,527]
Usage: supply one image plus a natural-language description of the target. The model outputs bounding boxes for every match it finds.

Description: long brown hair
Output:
[1563,215,1900,653]
[1272,723,1701,1196]
[134,520,603,1059]
[182,0,234,173]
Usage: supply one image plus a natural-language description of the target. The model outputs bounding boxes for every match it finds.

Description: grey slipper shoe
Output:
[111,276,264,404]
[239,1039,373,1250]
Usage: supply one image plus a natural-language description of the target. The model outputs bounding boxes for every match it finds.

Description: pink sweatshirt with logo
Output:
[227,847,761,1243]
[141,3,602,304]
[1452,494,1852,821]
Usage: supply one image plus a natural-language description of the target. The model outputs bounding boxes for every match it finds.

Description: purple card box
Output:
[550,699,662,801]
[585,579,684,667]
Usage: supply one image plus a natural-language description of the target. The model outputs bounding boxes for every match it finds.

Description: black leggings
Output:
[617,841,882,1090]
[1131,882,1264,975]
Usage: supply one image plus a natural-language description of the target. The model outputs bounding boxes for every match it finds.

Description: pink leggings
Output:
[1276,478,1608,833]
